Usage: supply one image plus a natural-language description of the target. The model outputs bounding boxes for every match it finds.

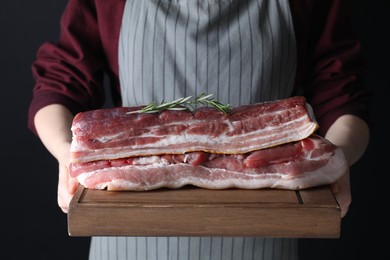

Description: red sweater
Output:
[28,0,372,136]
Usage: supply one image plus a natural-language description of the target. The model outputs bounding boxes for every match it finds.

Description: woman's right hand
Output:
[34,104,77,213]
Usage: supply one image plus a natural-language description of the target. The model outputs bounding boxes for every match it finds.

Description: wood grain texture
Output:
[68,185,340,238]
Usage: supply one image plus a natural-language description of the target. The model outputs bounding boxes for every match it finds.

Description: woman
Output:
[28,0,372,259]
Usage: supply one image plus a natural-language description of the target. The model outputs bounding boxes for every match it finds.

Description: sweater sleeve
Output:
[28,0,107,135]
[291,0,373,136]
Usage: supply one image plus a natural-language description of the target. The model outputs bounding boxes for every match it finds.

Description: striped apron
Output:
[90,0,298,259]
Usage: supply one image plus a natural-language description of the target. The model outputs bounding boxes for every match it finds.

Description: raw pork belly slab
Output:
[70,96,319,163]
[69,96,347,191]
[69,135,347,191]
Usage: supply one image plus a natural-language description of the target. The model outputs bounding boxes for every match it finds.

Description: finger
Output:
[330,182,340,194]
[336,192,350,218]
[58,164,75,213]
[58,196,69,213]
[332,182,351,218]
[68,177,79,194]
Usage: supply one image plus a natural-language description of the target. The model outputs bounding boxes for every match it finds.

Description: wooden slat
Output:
[299,185,339,206]
[68,185,341,238]
[81,186,299,204]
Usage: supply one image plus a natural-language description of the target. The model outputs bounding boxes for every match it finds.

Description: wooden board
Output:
[68,185,340,238]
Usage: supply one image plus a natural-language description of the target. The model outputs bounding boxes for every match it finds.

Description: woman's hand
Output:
[324,115,370,218]
[34,104,76,213]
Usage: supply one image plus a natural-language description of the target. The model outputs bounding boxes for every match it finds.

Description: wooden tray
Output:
[68,185,340,238]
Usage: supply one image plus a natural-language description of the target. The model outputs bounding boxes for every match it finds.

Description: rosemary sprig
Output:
[127,93,232,114]
[192,93,232,114]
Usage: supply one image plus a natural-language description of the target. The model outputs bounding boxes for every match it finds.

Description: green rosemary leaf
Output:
[127,93,231,114]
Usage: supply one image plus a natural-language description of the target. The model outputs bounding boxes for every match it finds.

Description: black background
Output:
[0,1,385,259]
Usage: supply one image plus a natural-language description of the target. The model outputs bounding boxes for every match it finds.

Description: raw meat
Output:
[70,96,319,163]
[69,96,346,191]
[69,135,347,190]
